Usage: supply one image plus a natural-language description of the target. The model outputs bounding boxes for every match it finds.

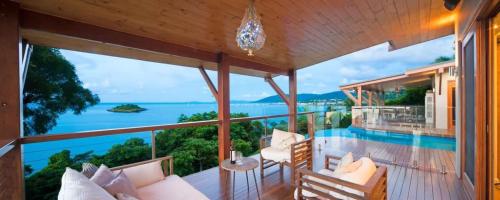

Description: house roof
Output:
[338,61,455,92]
[19,0,456,77]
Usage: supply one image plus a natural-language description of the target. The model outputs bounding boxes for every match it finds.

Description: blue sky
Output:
[60,35,455,103]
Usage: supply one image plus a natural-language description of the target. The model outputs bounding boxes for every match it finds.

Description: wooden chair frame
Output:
[259,135,313,184]
[296,155,387,200]
[110,156,174,177]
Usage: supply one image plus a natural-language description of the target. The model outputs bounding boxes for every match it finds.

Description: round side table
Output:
[220,157,261,200]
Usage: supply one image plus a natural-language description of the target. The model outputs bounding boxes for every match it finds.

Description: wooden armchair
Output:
[296,155,387,200]
[259,134,313,184]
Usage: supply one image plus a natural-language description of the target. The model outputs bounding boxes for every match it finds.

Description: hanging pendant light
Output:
[236,0,266,56]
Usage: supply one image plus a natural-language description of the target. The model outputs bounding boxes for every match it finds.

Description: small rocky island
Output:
[107,104,146,113]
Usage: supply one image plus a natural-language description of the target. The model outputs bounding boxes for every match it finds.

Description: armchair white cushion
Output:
[270,129,297,149]
[260,146,291,163]
[262,129,305,162]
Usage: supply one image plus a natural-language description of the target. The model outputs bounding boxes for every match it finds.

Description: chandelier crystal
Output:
[236,0,266,56]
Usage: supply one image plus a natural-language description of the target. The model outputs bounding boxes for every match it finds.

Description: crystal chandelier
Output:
[236,0,266,56]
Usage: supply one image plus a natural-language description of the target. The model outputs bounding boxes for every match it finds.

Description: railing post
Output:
[151,130,156,159]
[264,118,268,137]
[307,113,315,139]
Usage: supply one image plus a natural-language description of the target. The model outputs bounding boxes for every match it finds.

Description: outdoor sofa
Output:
[58,156,209,200]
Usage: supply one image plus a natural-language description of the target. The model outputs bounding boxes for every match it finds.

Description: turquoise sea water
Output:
[24,103,327,171]
[315,127,456,151]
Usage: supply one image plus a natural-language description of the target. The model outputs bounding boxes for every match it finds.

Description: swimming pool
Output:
[315,127,456,151]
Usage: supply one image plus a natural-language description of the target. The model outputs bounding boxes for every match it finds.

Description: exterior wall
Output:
[434,69,456,129]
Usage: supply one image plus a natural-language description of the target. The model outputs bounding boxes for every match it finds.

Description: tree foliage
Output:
[384,87,430,106]
[23,46,100,135]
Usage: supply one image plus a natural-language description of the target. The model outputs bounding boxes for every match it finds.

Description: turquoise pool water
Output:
[315,127,456,151]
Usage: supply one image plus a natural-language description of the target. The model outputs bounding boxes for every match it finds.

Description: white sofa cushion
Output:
[58,168,116,200]
[136,175,209,200]
[121,160,164,188]
[270,129,297,149]
[261,146,291,163]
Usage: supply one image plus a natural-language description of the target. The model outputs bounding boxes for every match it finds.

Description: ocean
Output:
[23,102,331,171]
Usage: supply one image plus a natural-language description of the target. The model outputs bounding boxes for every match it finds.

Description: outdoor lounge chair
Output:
[260,129,313,184]
[295,154,387,200]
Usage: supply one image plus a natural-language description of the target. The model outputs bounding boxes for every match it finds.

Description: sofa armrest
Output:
[110,156,174,177]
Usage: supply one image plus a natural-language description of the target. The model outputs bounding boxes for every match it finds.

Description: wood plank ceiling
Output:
[19,0,455,76]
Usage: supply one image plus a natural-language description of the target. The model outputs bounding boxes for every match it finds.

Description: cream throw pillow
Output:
[58,168,115,200]
[122,160,164,188]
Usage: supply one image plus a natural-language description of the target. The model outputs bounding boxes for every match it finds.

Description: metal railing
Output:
[351,106,429,128]
[18,112,316,160]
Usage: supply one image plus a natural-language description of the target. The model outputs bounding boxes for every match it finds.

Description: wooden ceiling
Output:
[19,0,455,76]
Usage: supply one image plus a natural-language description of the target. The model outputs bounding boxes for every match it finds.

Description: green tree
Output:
[344,99,354,111]
[385,87,430,106]
[432,55,454,63]
[23,46,99,135]
[338,113,352,128]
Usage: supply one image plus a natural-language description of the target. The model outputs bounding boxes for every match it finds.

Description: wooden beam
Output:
[265,76,289,105]
[217,53,230,163]
[20,10,218,62]
[288,69,297,133]
[0,1,23,199]
[225,55,288,76]
[198,66,218,103]
[342,90,358,104]
[20,10,288,76]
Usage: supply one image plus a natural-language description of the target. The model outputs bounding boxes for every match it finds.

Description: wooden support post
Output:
[357,86,363,106]
[198,66,218,103]
[288,69,297,133]
[368,91,372,106]
[217,53,230,163]
[0,1,23,199]
[265,76,289,105]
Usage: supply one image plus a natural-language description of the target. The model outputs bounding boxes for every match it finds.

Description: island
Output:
[107,104,147,113]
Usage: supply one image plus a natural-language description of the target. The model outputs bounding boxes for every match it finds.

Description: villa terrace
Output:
[185,136,465,200]
[1,0,499,199]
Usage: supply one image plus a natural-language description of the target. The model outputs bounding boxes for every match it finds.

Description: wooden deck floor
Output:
[183,137,467,200]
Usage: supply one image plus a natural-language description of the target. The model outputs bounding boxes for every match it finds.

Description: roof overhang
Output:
[18,0,456,77]
[339,61,455,92]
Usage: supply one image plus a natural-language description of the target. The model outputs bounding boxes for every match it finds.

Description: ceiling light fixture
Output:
[236,0,266,56]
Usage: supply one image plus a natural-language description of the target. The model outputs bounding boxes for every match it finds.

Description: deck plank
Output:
[183,137,466,200]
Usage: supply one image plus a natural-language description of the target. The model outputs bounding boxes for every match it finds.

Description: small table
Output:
[220,157,261,200]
